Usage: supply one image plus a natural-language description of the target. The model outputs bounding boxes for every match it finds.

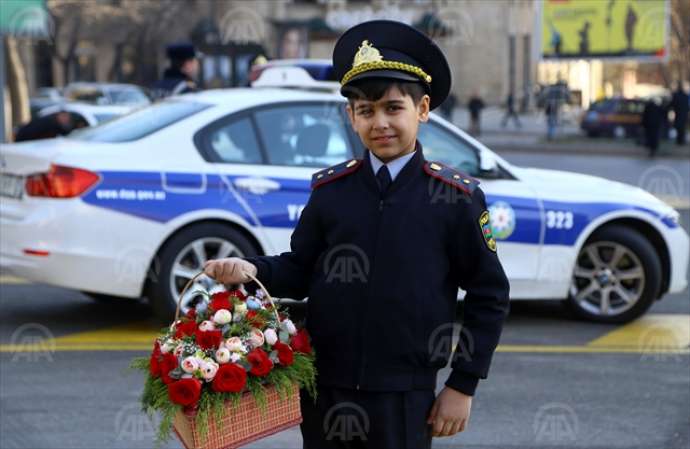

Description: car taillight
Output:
[25,164,100,198]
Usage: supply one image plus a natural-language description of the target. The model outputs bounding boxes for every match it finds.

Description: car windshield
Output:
[67,100,210,142]
[108,89,150,105]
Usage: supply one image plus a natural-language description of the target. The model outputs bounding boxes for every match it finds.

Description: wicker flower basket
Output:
[170,271,304,449]
[173,382,302,449]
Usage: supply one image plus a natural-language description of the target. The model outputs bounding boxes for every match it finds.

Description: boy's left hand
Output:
[427,386,472,437]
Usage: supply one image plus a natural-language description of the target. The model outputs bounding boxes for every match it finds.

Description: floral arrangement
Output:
[130,284,316,445]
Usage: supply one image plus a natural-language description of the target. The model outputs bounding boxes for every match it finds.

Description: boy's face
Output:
[346,85,430,163]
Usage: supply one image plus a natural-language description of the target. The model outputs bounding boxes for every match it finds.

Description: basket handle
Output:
[174,271,280,324]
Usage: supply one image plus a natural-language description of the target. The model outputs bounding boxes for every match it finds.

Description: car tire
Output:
[566,225,661,324]
[146,223,259,321]
[586,130,599,138]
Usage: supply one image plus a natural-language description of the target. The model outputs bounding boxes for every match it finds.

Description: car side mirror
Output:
[478,151,500,178]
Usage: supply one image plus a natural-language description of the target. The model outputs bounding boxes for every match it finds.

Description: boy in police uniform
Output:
[204,20,510,449]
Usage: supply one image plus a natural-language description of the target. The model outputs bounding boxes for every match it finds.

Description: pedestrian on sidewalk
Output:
[545,97,559,140]
[467,90,485,136]
[671,82,689,146]
[642,98,663,157]
[203,20,510,449]
[501,92,521,129]
[439,92,457,123]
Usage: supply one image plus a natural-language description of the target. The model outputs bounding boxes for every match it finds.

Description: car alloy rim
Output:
[169,238,243,313]
[570,241,645,316]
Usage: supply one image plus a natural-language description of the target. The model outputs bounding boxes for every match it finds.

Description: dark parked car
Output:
[580,98,646,138]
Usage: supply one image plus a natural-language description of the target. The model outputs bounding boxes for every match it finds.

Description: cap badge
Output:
[353,40,383,68]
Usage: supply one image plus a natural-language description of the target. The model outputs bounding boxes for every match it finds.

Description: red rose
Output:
[168,378,202,406]
[160,353,178,384]
[210,291,232,311]
[273,342,294,366]
[212,363,247,393]
[247,348,273,377]
[186,308,196,319]
[290,329,312,354]
[195,328,223,350]
[175,320,197,339]
[230,289,247,302]
[149,355,161,377]
[246,310,266,328]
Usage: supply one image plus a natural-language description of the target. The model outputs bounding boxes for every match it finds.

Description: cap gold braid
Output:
[341,40,432,86]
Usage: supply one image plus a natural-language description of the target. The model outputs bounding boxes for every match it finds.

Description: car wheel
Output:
[566,225,661,324]
[613,125,626,139]
[146,223,259,320]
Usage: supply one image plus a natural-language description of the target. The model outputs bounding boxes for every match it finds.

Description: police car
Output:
[1,72,687,324]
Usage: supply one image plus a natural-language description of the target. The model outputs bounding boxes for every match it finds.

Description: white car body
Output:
[1,88,687,315]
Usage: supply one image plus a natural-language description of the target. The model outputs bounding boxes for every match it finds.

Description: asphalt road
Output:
[1,153,688,449]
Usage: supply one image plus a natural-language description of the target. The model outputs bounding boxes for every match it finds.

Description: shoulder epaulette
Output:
[311,159,362,189]
[423,161,479,195]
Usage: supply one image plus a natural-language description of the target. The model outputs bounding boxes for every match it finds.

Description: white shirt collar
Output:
[369,149,416,182]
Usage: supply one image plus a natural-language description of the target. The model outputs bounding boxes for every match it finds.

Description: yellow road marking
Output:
[1,315,689,354]
[587,314,690,350]
[0,275,30,284]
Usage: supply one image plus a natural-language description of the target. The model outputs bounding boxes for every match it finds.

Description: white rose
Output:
[229,352,241,363]
[161,340,176,354]
[213,309,232,325]
[201,361,219,381]
[248,328,265,348]
[234,302,247,315]
[181,356,199,373]
[225,337,244,352]
[264,328,278,346]
[174,345,185,357]
[281,319,297,336]
[215,347,231,364]
[199,320,216,332]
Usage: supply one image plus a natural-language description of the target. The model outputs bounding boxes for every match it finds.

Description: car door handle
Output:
[233,177,281,195]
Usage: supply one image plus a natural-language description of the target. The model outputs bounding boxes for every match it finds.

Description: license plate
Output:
[0,174,24,199]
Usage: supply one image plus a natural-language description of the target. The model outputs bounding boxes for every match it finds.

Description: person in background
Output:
[500,91,521,129]
[467,90,485,136]
[545,96,559,140]
[671,82,689,146]
[642,98,663,157]
[438,92,457,123]
[150,42,200,99]
[14,111,79,142]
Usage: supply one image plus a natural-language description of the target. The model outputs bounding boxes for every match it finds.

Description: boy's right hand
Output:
[203,258,257,284]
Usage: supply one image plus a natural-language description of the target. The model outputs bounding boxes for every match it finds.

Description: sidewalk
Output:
[447,107,690,159]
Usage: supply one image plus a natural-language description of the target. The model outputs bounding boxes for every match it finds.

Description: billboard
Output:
[541,0,668,60]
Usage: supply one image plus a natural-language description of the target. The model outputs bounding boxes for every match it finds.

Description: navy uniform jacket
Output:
[244,140,510,396]
[150,68,198,99]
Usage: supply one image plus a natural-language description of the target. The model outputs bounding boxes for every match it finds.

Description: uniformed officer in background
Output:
[150,42,200,99]
[204,20,510,449]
